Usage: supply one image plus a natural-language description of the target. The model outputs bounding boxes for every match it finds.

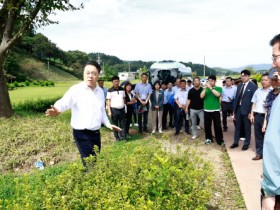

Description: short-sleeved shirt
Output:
[204,86,222,111]
[251,87,272,113]
[188,87,204,110]
[107,86,125,109]
[174,88,189,106]
[134,82,153,100]
[222,86,236,102]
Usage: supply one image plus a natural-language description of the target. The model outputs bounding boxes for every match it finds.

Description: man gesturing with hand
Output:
[46,61,121,168]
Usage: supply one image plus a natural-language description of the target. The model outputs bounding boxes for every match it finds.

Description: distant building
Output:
[118,72,136,81]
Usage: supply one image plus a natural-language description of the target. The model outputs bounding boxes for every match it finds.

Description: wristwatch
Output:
[261,188,274,197]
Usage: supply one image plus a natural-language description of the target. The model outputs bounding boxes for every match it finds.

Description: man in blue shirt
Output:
[134,73,153,133]
[261,34,280,210]
[162,82,175,129]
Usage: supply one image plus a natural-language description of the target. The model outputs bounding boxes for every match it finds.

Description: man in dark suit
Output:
[230,69,257,150]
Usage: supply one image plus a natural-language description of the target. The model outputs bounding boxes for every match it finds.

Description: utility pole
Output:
[97,53,101,65]
[203,56,205,77]
[48,59,50,80]
[128,61,130,72]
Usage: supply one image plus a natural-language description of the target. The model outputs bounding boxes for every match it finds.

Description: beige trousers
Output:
[152,110,163,131]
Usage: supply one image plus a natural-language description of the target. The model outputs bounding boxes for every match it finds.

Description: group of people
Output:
[46,34,280,210]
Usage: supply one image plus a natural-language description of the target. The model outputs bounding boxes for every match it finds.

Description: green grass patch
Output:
[9,81,79,105]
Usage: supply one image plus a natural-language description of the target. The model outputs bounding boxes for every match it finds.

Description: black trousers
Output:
[254,113,265,155]
[162,104,174,128]
[204,111,223,145]
[111,107,126,140]
[73,129,101,167]
[221,102,233,129]
[234,106,252,146]
[175,108,189,134]
[125,108,133,135]
[137,102,149,132]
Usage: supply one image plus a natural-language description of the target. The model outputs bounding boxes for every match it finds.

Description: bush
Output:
[13,81,19,87]
[13,97,61,113]
[6,83,16,90]
[25,80,30,86]
[0,140,213,209]
[32,80,38,86]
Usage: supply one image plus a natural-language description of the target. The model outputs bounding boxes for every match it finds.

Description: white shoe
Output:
[159,129,162,134]
[197,126,201,130]
[151,130,156,134]
[130,124,132,127]
[134,123,139,126]
[192,135,197,139]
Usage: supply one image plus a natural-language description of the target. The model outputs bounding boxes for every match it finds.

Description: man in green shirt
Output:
[200,75,224,145]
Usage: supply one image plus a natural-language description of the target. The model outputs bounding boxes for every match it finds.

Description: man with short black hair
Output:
[162,82,174,129]
[221,77,236,132]
[174,79,190,135]
[134,73,153,133]
[250,73,271,161]
[45,61,120,167]
[230,69,257,151]
[185,77,204,139]
[200,75,224,145]
[107,75,126,141]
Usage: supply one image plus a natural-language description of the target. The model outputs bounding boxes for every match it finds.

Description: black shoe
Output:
[230,143,238,149]
[241,145,249,151]
[223,128,227,132]
[185,132,191,135]
[174,132,179,136]
[143,129,149,133]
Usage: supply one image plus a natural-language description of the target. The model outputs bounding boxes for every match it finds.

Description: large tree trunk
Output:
[0,52,13,118]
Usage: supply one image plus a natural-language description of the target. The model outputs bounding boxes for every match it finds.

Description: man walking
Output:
[45,61,120,167]
[230,70,257,150]
[221,77,236,132]
[107,76,126,141]
[134,73,152,133]
[200,75,224,146]
[185,77,204,139]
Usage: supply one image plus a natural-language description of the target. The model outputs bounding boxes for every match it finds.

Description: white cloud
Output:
[38,0,279,68]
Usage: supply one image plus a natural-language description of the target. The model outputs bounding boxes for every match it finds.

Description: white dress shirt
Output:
[174,88,189,105]
[251,87,272,113]
[54,82,110,130]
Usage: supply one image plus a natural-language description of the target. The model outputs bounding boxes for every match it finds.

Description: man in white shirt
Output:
[221,77,236,132]
[107,75,126,141]
[45,61,120,167]
[174,79,190,135]
[250,73,271,160]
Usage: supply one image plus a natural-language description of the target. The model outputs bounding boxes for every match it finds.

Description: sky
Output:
[38,0,279,68]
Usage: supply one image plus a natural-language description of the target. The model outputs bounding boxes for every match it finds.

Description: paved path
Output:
[215,79,262,209]
[223,117,262,210]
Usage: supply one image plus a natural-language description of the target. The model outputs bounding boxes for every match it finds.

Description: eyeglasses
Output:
[272,55,280,61]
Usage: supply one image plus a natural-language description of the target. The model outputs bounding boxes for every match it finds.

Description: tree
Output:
[0,0,83,117]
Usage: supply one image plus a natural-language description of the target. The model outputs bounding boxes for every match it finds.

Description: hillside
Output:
[5,48,80,82]
[228,63,271,72]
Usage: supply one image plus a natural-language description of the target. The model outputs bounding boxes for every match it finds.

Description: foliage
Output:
[0,138,213,209]
[13,97,60,113]
[252,74,262,82]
